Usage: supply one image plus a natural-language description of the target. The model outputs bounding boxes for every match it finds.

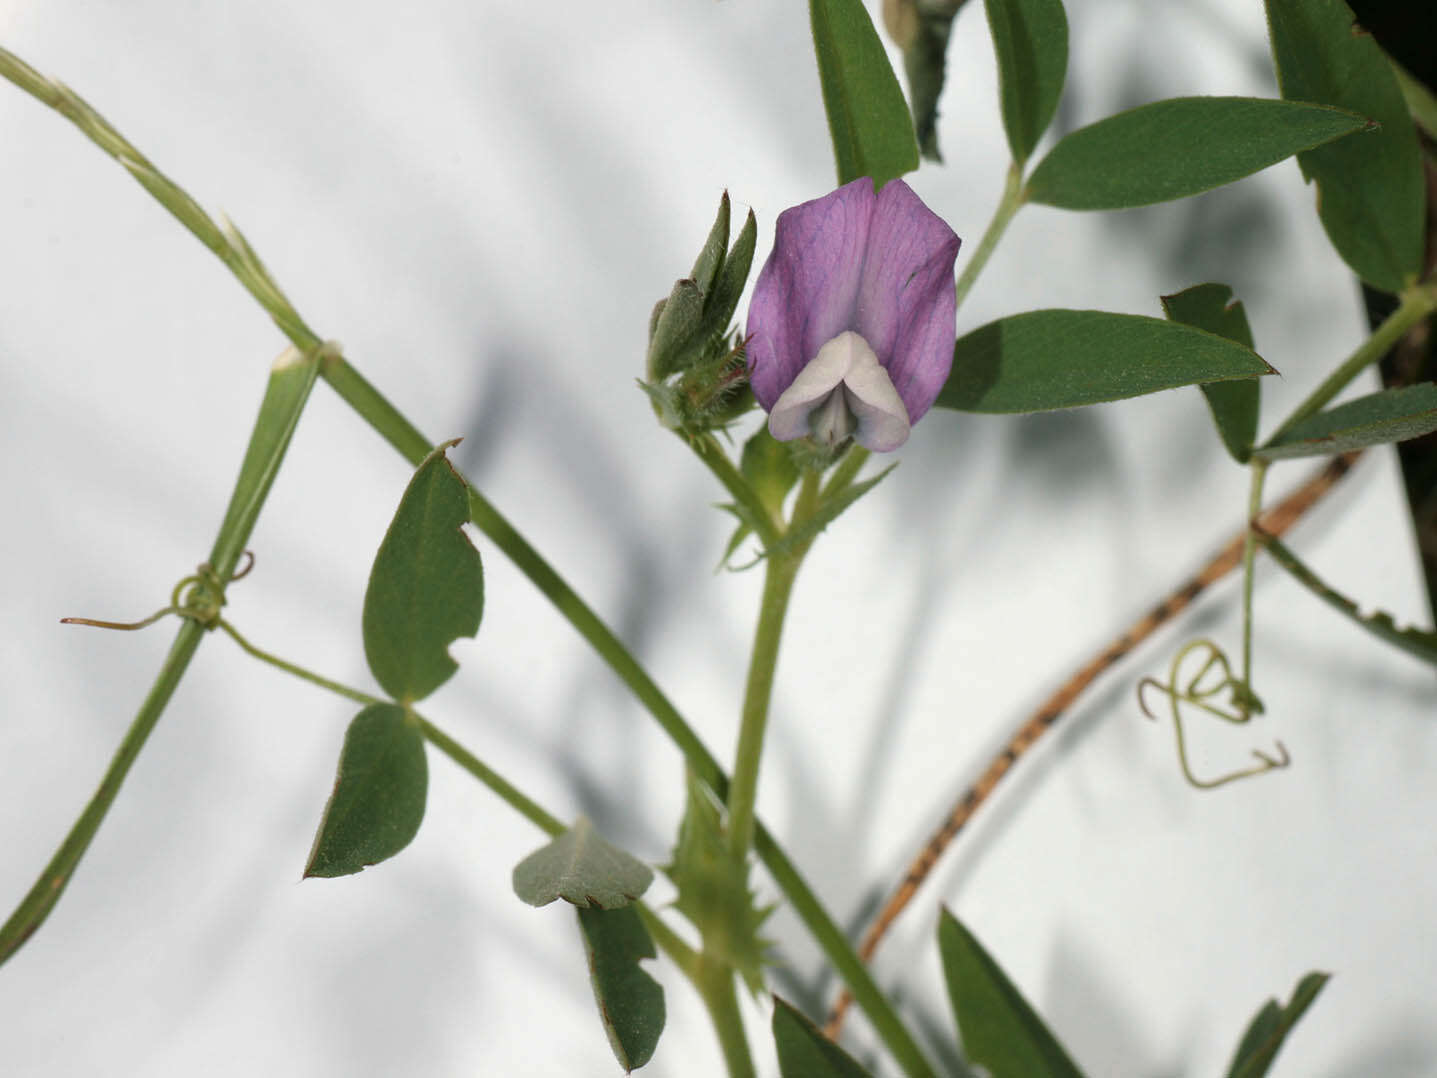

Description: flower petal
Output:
[841,349,911,451]
[852,179,961,423]
[767,331,910,451]
[767,330,857,441]
[746,178,876,409]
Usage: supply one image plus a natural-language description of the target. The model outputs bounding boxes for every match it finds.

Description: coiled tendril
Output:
[1137,638,1288,790]
[61,551,254,633]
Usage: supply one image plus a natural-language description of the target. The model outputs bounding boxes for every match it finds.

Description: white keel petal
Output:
[842,353,911,451]
[767,331,911,451]
[767,331,859,440]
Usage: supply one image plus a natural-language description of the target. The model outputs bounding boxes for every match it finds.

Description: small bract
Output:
[746,177,961,452]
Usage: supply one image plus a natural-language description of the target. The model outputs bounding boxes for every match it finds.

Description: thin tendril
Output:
[1137,638,1288,790]
[60,609,181,631]
[61,552,256,634]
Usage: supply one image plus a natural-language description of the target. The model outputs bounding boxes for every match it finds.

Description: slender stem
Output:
[1266,287,1437,445]
[321,355,433,463]
[0,621,204,964]
[695,957,757,1078]
[953,162,1026,315]
[1240,458,1269,692]
[691,433,782,547]
[793,468,822,529]
[417,718,564,836]
[0,48,320,348]
[216,620,379,707]
[726,554,801,861]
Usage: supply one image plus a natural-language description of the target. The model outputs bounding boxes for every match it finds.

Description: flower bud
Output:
[642,192,758,436]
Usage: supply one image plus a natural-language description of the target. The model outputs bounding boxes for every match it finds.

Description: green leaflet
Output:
[362,442,484,703]
[1259,534,1437,668]
[938,909,1086,1078]
[1267,0,1425,292]
[1026,96,1366,211]
[1226,971,1330,1078]
[304,703,428,878]
[939,309,1274,414]
[1255,383,1437,460]
[810,0,920,187]
[577,906,666,1071]
[512,817,654,909]
[985,0,1069,166]
[1161,283,1261,462]
[773,997,873,1077]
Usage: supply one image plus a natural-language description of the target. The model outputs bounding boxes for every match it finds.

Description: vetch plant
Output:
[2,0,1436,1074]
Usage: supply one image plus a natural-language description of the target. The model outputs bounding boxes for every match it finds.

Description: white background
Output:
[1,1,1433,1075]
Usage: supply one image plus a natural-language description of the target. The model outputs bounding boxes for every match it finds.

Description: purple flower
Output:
[745,178,961,452]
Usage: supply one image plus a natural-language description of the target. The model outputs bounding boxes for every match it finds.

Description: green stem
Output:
[1240,458,1269,693]
[216,619,377,707]
[417,719,563,836]
[953,161,1026,314]
[726,553,802,861]
[0,621,204,964]
[638,904,699,980]
[1266,287,1437,445]
[321,355,432,462]
[691,433,782,547]
[0,48,319,348]
[695,957,757,1078]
